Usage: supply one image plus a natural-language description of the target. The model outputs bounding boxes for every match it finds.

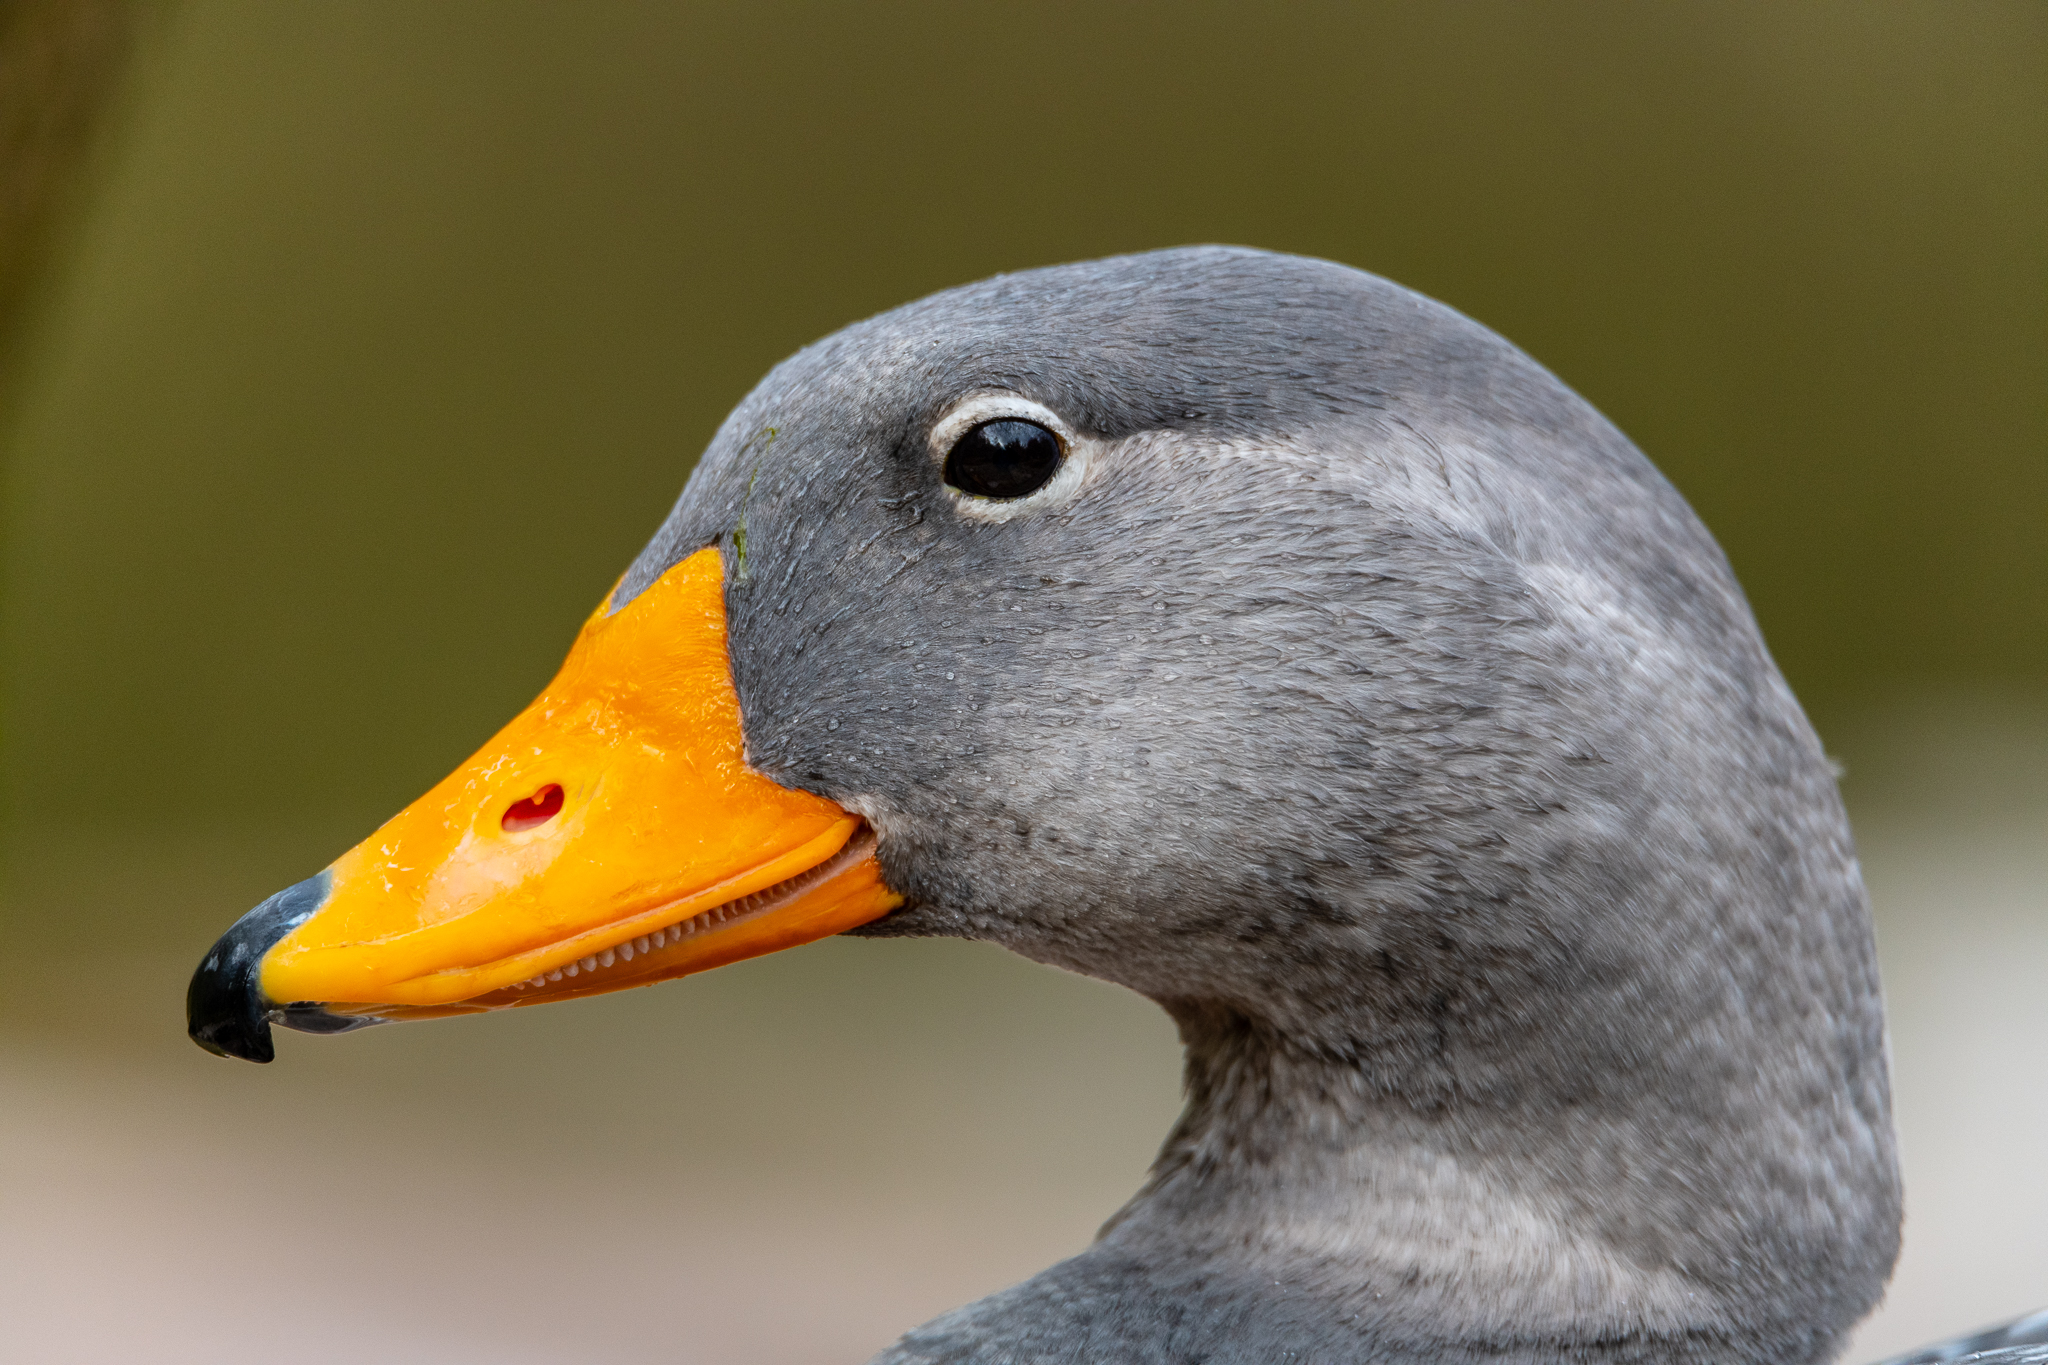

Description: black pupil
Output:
[944,419,1062,499]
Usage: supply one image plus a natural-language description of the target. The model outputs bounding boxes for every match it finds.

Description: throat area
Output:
[1130,1146,1703,1334]
[1110,1134,1713,1340]
[1101,1019,1733,1347]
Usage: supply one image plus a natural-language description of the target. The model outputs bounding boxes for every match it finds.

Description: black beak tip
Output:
[186,947,276,1062]
[185,872,332,1064]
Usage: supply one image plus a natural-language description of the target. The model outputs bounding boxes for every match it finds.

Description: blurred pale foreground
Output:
[2,696,2042,1365]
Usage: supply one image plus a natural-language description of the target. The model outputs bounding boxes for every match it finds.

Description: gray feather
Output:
[1877,1310,2048,1365]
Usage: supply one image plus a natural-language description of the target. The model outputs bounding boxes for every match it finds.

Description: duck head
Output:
[188,247,1899,1364]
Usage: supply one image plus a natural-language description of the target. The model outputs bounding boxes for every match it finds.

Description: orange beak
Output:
[187,546,901,1059]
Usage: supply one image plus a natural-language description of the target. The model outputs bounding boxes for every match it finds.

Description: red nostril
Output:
[502,784,564,833]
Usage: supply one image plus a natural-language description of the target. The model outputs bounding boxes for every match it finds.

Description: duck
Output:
[187,246,2045,1365]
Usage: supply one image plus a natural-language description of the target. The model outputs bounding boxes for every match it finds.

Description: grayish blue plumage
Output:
[614,246,1957,1362]
[1874,1311,2048,1365]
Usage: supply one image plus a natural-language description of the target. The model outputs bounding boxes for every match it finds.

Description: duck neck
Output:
[1089,999,1846,1364]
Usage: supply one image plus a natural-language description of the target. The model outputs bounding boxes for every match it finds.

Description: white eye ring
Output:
[928,393,1099,523]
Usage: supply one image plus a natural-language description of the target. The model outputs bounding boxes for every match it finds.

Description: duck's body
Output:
[1879,1315,2048,1365]
[188,248,2034,1364]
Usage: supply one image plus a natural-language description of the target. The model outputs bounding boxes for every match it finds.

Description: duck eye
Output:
[944,419,1063,500]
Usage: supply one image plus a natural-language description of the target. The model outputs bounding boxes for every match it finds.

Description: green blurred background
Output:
[1,4,2042,1362]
